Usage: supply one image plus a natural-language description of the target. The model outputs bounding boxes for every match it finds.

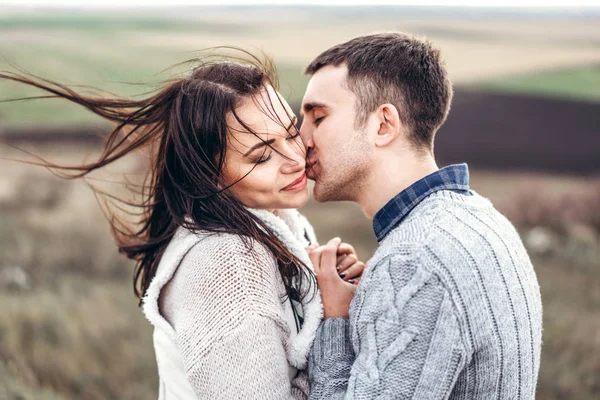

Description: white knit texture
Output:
[143,209,322,399]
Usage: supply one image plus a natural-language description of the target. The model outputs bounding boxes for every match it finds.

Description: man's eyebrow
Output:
[302,102,328,115]
[243,138,276,157]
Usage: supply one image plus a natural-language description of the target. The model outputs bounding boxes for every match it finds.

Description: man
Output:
[300,33,542,399]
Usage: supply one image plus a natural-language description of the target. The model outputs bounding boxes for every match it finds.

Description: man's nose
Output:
[299,122,313,150]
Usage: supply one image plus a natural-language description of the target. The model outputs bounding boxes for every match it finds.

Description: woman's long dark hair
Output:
[0,49,315,305]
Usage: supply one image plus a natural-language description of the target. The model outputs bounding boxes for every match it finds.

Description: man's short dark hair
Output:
[305,32,453,151]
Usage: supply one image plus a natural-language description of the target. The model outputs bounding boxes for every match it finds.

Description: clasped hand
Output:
[307,238,365,319]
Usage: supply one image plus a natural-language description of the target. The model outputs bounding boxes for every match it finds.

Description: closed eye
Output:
[314,116,324,126]
[255,153,272,164]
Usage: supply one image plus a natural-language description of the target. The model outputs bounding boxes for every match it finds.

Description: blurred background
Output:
[0,1,599,399]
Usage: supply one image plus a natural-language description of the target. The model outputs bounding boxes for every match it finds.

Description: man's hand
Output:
[308,238,358,319]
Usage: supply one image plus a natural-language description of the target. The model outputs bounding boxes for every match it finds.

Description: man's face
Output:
[300,65,372,202]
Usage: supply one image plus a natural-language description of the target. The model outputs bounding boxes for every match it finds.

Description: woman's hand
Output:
[335,242,365,284]
[307,238,363,319]
[307,241,365,285]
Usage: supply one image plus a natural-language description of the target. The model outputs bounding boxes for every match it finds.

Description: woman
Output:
[1,51,365,398]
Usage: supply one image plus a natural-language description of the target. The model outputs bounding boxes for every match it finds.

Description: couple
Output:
[3,32,542,399]
[143,33,542,399]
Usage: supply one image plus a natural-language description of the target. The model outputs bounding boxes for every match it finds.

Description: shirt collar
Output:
[373,163,470,242]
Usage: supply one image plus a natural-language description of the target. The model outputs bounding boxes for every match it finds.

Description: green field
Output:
[0,36,308,128]
[1,10,600,129]
[475,65,600,102]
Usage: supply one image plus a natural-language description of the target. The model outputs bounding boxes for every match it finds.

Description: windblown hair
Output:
[1,49,315,305]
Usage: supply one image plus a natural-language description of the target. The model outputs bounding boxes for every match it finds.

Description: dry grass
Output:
[1,277,156,400]
[1,147,156,400]
[535,256,600,399]
[1,146,599,399]
[127,28,600,83]
[469,171,600,232]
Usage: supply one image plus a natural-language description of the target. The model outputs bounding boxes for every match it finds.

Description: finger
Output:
[336,254,358,273]
[321,237,342,277]
[340,261,365,281]
[306,243,318,253]
[336,252,353,265]
[348,277,361,285]
[309,247,322,274]
[336,243,355,256]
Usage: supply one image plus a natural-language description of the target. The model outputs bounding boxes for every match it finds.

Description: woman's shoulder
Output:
[162,230,287,332]
[169,229,281,300]
[179,229,277,271]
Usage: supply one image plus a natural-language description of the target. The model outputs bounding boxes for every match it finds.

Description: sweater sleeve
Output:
[161,235,307,400]
[184,312,308,399]
[308,256,468,399]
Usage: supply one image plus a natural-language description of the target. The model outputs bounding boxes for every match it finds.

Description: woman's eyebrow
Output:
[243,138,276,157]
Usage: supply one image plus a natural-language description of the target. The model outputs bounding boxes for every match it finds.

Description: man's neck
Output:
[357,154,439,220]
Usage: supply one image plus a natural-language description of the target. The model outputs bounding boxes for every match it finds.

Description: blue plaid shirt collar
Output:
[373,163,471,242]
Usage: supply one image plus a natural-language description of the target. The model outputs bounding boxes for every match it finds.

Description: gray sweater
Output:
[308,190,542,399]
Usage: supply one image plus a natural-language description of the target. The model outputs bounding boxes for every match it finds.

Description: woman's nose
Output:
[281,144,306,174]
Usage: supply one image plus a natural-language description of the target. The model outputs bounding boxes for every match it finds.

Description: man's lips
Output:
[282,172,307,191]
[306,159,318,180]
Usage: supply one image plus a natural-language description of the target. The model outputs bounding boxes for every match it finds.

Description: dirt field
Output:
[5,88,597,175]
[435,90,600,174]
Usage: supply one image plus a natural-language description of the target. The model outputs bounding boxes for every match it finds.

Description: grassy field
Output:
[1,9,600,128]
[475,65,600,101]
[1,142,599,399]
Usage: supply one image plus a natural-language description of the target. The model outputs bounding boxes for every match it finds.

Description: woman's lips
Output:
[282,172,307,192]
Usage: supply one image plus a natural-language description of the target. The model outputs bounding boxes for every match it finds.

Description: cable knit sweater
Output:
[308,190,543,399]
[142,209,322,400]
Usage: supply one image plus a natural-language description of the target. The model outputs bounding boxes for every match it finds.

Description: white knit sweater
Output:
[142,209,323,399]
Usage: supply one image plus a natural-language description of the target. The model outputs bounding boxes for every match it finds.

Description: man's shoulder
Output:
[388,191,516,246]
[370,190,524,279]
[369,192,465,265]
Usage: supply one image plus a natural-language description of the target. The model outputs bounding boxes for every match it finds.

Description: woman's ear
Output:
[374,104,401,148]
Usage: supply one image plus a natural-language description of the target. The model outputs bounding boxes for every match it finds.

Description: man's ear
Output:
[374,104,401,148]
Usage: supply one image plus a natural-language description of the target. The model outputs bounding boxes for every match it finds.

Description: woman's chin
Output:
[248,188,310,211]
[279,187,310,209]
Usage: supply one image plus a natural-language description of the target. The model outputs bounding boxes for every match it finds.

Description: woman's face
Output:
[222,85,309,211]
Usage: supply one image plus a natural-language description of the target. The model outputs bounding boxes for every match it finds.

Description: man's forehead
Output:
[301,65,350,114]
